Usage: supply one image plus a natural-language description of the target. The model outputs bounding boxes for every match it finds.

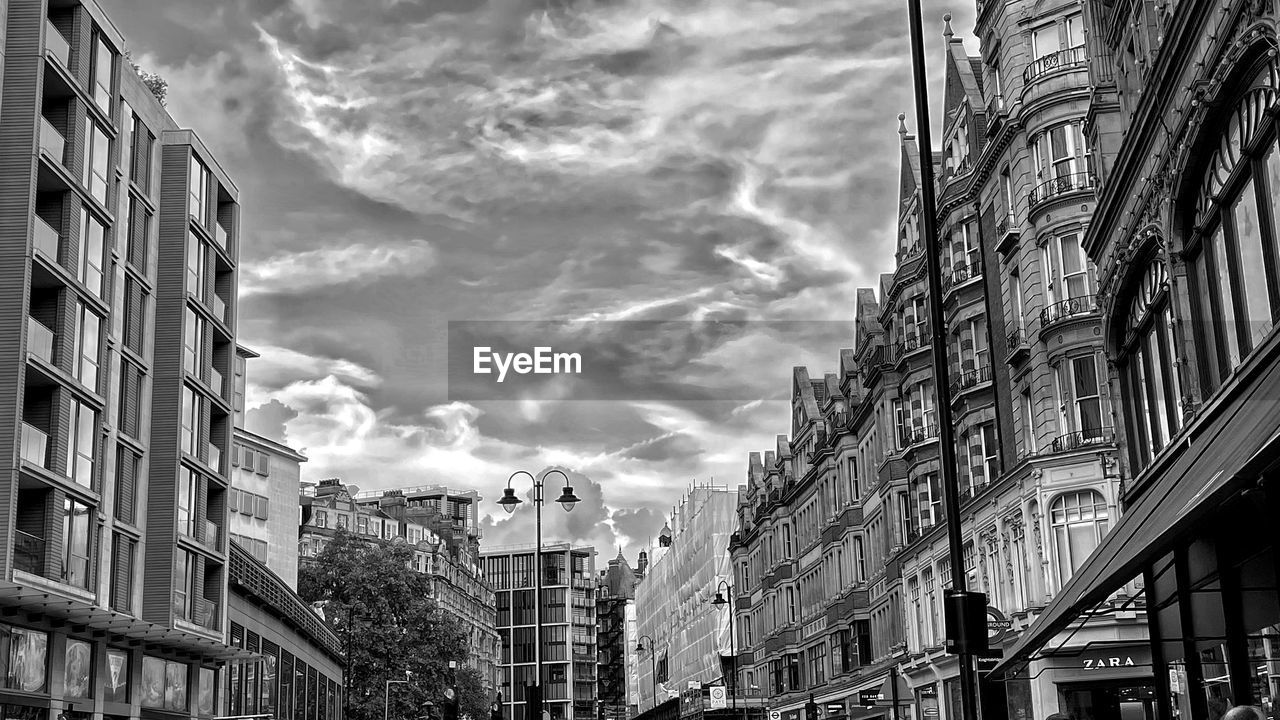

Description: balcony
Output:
[44,20,70,67]
[26,317,54,364]
[20,423,48,468]
[1006,324,1030,363]
[39,116,66,167]
[945,259,982,294]
[1028,172,1096,211]
[950,365,992,396]
[985,93,1006,130]
[1050,427,1114,453]
[1040,294,1098,329]
[201,520,221,550]
[211,295,227,324]
[206,444,222,474]
[901,423,939,448]
[14,530,45,575]
[996,214,1021,254]
[34,216,60,261]
[1023,45,1087,84]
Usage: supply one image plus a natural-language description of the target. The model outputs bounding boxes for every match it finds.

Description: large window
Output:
[914,473,942,529]
[178,468,196,537]
[90,32,114,113]
[181,386,198,454]
[63,497,93,588]
[187,232,206,300]
[1049,490,1109,587]
[83,119,110,206]
[1042,232,1093,306]
[80,209,106,297]
[67,400,97,488]
[1121,259,1183,469]
[1034,122,1088,181]
[1188,66,1280,392]
[1055,354,1106,440]
[184,308,204,376]
[806,643,826,687]
[73,302,101,391]
[189,155,210,228]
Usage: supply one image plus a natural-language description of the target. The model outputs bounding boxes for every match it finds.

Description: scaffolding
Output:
[634,484,738,712]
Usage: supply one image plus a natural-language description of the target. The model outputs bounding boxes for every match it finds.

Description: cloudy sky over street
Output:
[101,0,975,559]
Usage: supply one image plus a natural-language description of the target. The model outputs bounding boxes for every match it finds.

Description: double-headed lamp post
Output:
[635,635,659,712]
[711,581,748,720]
[496,469,581,720]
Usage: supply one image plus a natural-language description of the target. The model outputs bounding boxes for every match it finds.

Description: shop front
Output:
[1041,644,1156,720]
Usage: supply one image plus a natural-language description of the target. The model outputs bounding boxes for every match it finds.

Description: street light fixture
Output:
[497,469,578,720]
[710,580,747,720]
[636,635,659,713]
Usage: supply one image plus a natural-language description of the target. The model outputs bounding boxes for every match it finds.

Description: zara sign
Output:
[1082,656,1137,671]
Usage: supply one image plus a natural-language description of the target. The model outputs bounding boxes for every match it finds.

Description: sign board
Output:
[689,682,702,690]
[709,687,727,710]
[857,691,882,708]
[986,607,1012,647]
[918,685,938,700]
[770,712,781,720]
[923,709,939,718]
[824,703,844,717]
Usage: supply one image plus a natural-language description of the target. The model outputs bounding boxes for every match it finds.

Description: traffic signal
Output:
[525,683,542,720]
[443,687,458,720]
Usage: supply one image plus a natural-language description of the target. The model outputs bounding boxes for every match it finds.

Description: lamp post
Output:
[635,635,659,713]
[384,671,411,720]
[496,469,581,720]
[711,581,747,720]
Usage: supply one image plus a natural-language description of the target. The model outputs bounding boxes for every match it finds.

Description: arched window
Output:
[1120,257,1183,470]
[1187,57,1280,392]
[1049,490,1109,587]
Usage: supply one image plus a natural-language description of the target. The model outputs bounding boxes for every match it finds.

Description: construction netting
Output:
[634,485,739,711]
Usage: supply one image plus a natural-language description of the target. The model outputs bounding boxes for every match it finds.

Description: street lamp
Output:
[496,469,580,720]
[711,581,747,720]
[635,635,659,712]
[385,671,411,720]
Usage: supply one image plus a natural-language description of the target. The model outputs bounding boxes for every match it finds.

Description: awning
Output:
[991,353,1280,678]
[0,579,253,661]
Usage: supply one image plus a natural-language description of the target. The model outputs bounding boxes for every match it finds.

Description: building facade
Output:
[996,2,1280,720]
[729,5,1155,720]
[596,551,638,720]
[482,543,598,720]
[299,480,502,693]
[0,1,248,717]
[634,487,745,715]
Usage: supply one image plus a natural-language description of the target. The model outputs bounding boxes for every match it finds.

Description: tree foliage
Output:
[124,51,168,106]
[298,530,490,720]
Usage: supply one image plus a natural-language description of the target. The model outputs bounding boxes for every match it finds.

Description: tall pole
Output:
[903,3,979,720]
[534,477,543,718]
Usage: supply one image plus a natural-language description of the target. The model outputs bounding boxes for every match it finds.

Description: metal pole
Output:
[649,650,657,712]
[345,606,355,720]
[889,667,900,720]
[902,3,979,720]
[534,477,544,720]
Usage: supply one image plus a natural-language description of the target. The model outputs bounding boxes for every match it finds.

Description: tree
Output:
[299,530,480,720]
[124,50,167,106]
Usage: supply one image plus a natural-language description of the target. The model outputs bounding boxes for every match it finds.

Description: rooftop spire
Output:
[898,112,909,138]
[943,12,954,40]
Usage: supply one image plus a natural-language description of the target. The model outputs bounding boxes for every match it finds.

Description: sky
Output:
[100,0,977,562]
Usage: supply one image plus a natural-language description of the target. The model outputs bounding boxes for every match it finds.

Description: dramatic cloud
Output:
[102,0,976,560]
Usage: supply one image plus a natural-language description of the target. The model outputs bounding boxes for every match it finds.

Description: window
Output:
[908,577,923,650]
[965,423,999,489]
[80,209,106,297]
[177,468,196,537]
[131,115,154,192]
[984,539,1002,609]
[315,510,328,529]
[90,32,114,113]
[142,656,188,711]
[111,534,135,614]
[67,400,97,488]
[1049,490,1109,587]
[189,155,210,227]
[807,644,826,687]
[914,473,942,529]
[1010,269,1025,330]
[4,627,49,692]
[1034,122,1087,182]
[173,551,196,621]
[83,119,110,205]
[1031,22,1060,59]
[181,386,198,454]
[126,195,150,270]
[1021,389,1036,455]
[184,308,204,376]
[1189,74,1280,390]
[63,497,93,588]
[1055,354,1105,439]
[922,569,938,644]
[1122,259,1183,469]
[1001,167,1014,219]
[1042,232,1093,306]
[187,232,206,300]
[73,302,101,391]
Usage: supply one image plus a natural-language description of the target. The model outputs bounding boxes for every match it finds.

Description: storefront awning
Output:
[991,355,1280,679]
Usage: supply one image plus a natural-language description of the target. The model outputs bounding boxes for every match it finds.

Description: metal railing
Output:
[39,116,65,166]
[1028,171,1097,208]
[1050,427,1114,453]
[1006,324,1026,353]
[45,20,70,66]
[206,444,222,474]
[901,423,939,447]
[1023,45,1087,84]
[196,598,220,631]
[34,216,60,260]
[1040,294,1098,327]
[209,367,224,397]
[202,520,221,550]
[986,93,1005,119]
[27,317,54,364]
[21,422,48,468]
[996,214,1015,239]
[951,365,992,395]
[215,222,229,251]
[14,531,45,575]
[211,294,227,324]
[950,259,982,288]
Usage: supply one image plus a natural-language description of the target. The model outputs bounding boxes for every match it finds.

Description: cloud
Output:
[245,399,300,443]
[239,239,436,295]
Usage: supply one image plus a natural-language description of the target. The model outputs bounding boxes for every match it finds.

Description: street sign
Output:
[770,711,781,720]
[709,687,728,710]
